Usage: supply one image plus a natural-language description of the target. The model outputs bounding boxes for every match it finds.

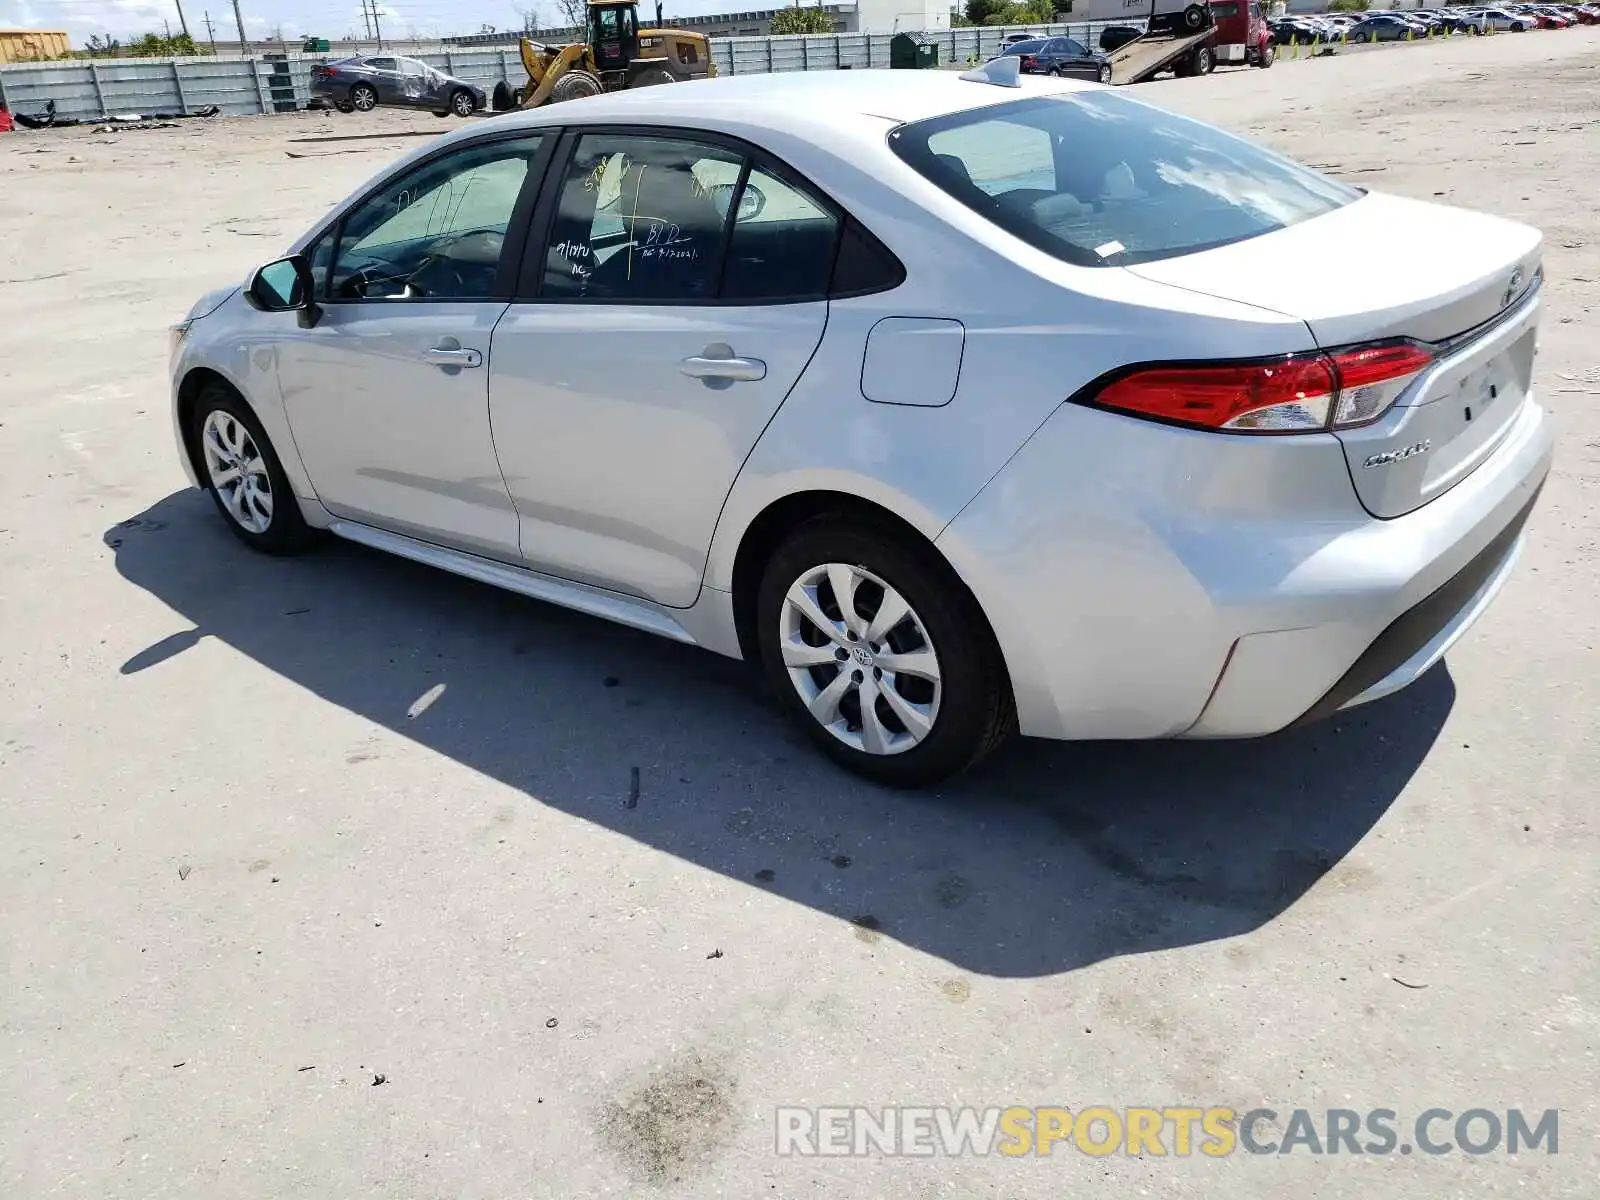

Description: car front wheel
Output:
[192,384,313,555]
[756,515,1014,787]
[450,88,475,117]
[1098,63,1113,83]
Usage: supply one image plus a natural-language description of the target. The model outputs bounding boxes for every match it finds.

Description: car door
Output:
[271,131,554,560]
[363,55,400,102]
[1055,37,1098,78]
[395,57,432,108]
[488,129,835,607]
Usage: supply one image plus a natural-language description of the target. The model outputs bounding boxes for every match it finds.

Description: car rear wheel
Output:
[1097,64,1113,83]
[756,515,1014,787]
[350,82,378,112]
[192,384,313,555]
[449,88,475,117]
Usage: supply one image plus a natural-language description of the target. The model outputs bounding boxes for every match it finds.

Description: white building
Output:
[854,0,951,34]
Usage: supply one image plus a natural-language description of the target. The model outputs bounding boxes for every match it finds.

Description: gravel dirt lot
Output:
[2,30,1597,1199]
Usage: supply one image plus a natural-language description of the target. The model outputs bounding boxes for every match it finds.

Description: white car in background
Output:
[169,65,1553,786]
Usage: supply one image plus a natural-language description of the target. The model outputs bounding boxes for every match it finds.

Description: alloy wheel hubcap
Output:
[201,410,273,534]
[778,562,942,757]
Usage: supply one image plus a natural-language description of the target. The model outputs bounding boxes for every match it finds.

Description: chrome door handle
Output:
[680,349,766,383]
[423,341,482,369]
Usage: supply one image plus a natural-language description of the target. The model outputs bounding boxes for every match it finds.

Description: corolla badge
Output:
[1503,267,1524,308]
[1363,441,1431,469]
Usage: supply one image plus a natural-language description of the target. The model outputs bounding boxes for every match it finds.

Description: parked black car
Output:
[998,36,1114,83]
[1099,23,1145,52]
[310,55,487,118]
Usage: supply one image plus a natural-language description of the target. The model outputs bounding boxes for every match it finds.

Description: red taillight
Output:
[313,65,332,77]
[1087,341,1434,435]
[1020,54,1037,69]
[1326,341,1434,428]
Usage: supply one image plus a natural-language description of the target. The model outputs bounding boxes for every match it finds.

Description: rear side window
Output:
[889,93,1360,268]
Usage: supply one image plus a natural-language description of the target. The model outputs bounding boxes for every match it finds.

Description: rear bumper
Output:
[935,392,1554,742]
[1293,480,1539,724]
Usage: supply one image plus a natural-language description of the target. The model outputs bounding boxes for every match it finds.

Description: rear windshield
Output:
[888,93,1360,268]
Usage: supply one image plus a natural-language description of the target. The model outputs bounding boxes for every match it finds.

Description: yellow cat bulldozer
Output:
[490,0,716,111]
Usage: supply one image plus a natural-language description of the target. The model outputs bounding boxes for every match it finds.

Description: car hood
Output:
[185,284,239,324]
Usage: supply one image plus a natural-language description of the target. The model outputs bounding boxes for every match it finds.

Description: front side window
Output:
[330,135,544,300]
[891,93,1360,268]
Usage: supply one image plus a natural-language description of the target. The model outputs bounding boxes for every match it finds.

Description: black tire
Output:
[350,82,378,112]
[334,100,355,113]
[547,69,602,104]
[1258,42,1275,66]
[1047,64,1063,77]
[432,110,450,118]
[1192,45,1214,74]
[755,514,1015,788]
[1097,63,1113,84]
[190,383,314,555]
[630,66,676,87]
[1182,3,1208,30]
[492,79,518,111]
[449,88,476,117]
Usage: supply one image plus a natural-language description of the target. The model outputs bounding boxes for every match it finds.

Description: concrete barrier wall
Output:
[0,24,1121,122]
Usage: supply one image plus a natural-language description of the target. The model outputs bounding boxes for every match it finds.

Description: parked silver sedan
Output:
[169,66,1553,786]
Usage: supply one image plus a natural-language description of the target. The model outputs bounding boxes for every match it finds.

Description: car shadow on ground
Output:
[106,491,1454,979]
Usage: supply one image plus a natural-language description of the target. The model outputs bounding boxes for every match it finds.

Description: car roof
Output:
[483,69,1098,136]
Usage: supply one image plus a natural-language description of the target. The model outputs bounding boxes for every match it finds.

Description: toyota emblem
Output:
[1503,268,1524,308]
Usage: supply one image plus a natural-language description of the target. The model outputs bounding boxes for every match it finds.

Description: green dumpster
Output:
[889,32,919,68]
[889,32,940,69]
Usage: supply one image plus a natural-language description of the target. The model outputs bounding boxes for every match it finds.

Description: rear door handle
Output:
[423,339,482,369]
[679,344,766,385]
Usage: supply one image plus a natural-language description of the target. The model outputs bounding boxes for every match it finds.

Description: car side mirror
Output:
[709,181,766,223]
[244,254,322,328]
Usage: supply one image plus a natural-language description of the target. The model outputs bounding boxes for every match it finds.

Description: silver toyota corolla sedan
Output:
[168,63,1553,786]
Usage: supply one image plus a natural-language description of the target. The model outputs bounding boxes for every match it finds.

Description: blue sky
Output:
[0,0,784,45]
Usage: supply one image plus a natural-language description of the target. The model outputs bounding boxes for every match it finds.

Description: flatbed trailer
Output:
[1107,26,1218,84]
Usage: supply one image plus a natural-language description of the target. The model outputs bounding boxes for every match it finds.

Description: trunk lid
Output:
[1127,191,1543,518]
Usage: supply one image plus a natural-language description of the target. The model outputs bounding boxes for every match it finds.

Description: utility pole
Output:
[231,0,250,54]
[372,0,384,51]
[360,0,372,40]
[203,10,217,52]
[173,0,193,39]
